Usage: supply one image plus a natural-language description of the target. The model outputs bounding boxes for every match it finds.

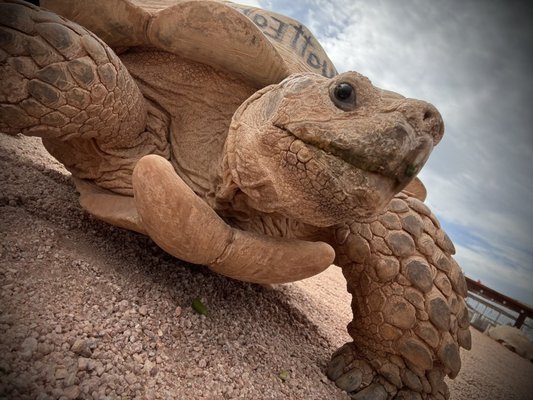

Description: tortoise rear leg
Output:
[328,194,471,399]
[0,0,168,194]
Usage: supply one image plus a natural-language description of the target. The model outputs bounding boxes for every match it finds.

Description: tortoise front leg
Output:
[328,193,471,399]
[133,155,335,284]
[0,1,145,142]
[0,1,168,195]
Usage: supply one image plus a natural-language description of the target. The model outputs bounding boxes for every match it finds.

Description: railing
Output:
[464,277,533,340]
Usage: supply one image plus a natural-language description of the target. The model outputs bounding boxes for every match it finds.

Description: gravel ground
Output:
[1,133,532,399]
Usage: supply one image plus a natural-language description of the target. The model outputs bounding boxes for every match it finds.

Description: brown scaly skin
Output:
[229,192,472,399]
[0,0,170,194]
[0,1,471,398]
[327,193,471,399]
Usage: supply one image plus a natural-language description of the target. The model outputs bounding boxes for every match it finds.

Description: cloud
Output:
[420,168,533,306]
[454,243,533,306]
[236,0,263,8]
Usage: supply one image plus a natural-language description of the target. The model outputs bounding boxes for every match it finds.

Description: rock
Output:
[139,305,148,316]
[64,371,78,387]
[456,302,470,329]
[144,359,155,373]
[78,357,90,371]
[71,338,92,357]
[416,234,436,257]
[21,336,38,351]
[367,290,386,313]
[131,341,143,354]
[118,300,129,312]
[62,385,80,400]
[20,336,38,360]
[125,372,137,385]
[37,342,53,356]
[198,358,207,368]
[95,362,106,377]
[487,325,533,361]
[370,221,387,238]
[55,367,68,379]
[448,294,460,314]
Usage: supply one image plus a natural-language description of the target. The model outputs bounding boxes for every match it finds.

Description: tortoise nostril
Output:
[395,99,444,144]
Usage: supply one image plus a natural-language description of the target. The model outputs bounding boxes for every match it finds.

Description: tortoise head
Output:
[223,71,444,227]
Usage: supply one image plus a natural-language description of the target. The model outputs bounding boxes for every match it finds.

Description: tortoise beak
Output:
[315,123,434,186]
[274,116,435,188]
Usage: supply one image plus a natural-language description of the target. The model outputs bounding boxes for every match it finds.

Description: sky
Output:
[239,0,533,306]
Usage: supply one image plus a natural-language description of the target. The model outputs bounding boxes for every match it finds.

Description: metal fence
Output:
[465,286,533,341]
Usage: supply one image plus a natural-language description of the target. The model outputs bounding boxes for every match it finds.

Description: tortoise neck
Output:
[120,49,257,203]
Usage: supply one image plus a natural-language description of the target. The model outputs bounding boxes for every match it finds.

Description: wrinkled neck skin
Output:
[211,85,324,241]
[213,72,442,242]
[213,101,374,243]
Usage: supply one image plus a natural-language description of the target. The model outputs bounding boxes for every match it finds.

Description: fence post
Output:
[514,311,527,328]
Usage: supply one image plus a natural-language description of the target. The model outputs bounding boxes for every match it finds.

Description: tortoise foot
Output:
[327,342,387,399]
[327,343,450,400]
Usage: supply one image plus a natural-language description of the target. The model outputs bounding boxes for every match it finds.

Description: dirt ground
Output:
[1,133,532,399]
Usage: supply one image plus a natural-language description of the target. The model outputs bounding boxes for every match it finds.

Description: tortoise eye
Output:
[331,82,357,111]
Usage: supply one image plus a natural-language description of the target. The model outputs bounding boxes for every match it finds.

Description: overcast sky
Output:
[239,0,533,305]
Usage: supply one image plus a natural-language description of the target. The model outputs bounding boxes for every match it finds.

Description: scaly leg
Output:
[133,155,335,284]
[0,0,168,195]
[328,193,471,399]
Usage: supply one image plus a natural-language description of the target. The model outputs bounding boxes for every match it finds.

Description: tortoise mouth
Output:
[273,122,433,187]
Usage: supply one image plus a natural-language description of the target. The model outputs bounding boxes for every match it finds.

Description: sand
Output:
[1,133,532,399]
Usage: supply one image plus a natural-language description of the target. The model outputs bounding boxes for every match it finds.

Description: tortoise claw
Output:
[132,155,334,283]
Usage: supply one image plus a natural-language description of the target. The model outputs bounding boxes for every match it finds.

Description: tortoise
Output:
[0,0,471,398]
